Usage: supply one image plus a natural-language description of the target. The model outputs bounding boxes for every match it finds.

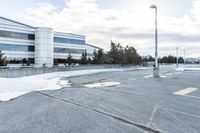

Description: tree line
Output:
[67,41,142,65]
[142,55,184,64]
[0,41,186,66]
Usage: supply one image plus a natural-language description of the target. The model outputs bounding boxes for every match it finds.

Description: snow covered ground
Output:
[176,65,200,71]
[0,68,148,101]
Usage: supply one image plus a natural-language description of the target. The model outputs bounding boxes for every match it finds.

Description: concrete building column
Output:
[35,27,54,67]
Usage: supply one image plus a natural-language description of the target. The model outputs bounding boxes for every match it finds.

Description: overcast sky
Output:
[0,0,200,57]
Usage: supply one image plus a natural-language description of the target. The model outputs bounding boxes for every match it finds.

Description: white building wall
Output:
[0,17,102,66]
[35,27,54,67]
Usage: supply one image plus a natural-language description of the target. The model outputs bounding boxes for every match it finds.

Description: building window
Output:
[0,30,35,40]
[0,43,34,52]
[54,47,85,54]
[54,37,85,45]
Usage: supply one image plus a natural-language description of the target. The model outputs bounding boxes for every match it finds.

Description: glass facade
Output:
[54,47,86,54]
[0,30,35,40]
[0,43,34,52]
[54,37,85,45]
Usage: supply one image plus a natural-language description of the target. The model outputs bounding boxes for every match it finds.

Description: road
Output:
[0,65,200,133]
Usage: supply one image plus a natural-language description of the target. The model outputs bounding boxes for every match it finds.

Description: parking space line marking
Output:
[183,95,200,100]
[160,106,200,119]
[173,87,198,96]
[144,75,153,78]
[83,81,120,88]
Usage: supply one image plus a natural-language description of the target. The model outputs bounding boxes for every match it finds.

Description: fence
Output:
[0,65,123,78]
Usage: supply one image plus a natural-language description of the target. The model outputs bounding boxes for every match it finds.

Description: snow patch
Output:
[176,67,200,71]
[0,68,132,101]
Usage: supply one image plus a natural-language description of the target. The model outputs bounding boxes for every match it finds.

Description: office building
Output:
[0,16,100,67]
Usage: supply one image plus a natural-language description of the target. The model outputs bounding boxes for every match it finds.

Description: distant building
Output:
[185,58,200,64]
[0,16,101,67]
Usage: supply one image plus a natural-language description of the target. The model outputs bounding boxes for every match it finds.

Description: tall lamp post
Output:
[150,4,159,78]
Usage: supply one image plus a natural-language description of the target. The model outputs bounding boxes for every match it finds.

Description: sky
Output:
[0,0,200,58]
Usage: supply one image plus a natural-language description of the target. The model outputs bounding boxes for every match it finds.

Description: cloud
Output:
[15,0,200,57]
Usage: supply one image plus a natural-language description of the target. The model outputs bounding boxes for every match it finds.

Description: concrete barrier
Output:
[0,65,123,78]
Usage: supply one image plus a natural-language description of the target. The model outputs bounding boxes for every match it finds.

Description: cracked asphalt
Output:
[0,65,200,133]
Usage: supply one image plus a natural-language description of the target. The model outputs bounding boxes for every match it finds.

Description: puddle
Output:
[83,81,120,88]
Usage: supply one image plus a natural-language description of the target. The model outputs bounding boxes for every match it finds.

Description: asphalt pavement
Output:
[0,65,200,133]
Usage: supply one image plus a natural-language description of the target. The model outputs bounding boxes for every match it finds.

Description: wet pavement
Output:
[0,65,200,133]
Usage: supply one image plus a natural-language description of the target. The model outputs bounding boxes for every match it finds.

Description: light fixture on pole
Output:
[150,4,159,78]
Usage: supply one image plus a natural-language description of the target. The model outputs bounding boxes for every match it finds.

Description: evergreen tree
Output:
[88,57,92,64]
[93,49,105,64]
[92,50,98,64]
[0,50,7,66]
[22,58,28,66]
[107,41,141,65]
[66,54,72,65]
[97,49,104,64]
[178,57,184,64]
[159,55,184,64]
[107,41,119,64]
[122,46,141,64]
[142,55,155,62]
[80,52,87,64]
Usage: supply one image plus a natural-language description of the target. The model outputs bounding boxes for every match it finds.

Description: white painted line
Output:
[160,75,167,78]
[83,81,120,88]
[166,73,173,76]
[182,95,200,100]
[144,75,153,78]
[174,87,198,96]
[128,78,136,81]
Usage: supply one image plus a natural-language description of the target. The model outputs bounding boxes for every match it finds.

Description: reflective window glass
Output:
[54,47,85,54]
[54,37,85,45]
[0,30,35,40]
[0,43,34,52]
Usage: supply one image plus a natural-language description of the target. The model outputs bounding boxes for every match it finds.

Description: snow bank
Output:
[0,68,136,101]
[176,67,200,71]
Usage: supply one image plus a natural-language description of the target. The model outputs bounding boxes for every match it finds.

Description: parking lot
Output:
[0,65,199,133]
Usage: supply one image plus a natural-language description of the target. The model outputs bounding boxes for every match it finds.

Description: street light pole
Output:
[150,4,159,78]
